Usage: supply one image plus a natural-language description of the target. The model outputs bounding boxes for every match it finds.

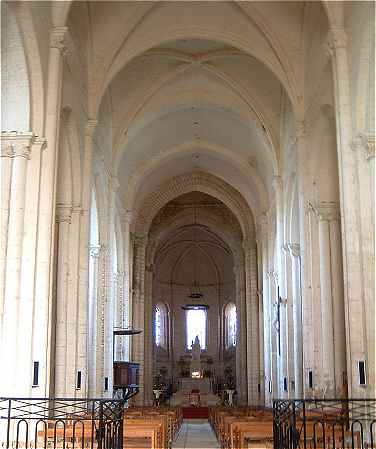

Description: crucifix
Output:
[273,286,287,355]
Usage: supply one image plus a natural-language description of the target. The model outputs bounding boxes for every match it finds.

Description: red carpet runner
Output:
[182,406,209,419]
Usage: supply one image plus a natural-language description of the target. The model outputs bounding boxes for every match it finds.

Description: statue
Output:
[192,336,201,360]
[190,335,202,377]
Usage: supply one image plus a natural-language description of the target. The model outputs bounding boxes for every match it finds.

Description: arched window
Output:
[186,309,207,350]
[225,303,237,348]
[154,303,168,349]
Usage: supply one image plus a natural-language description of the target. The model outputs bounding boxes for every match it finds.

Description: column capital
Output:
[50,26,69,53]
[325,28,348,58]
[266,270,278,281]
[352,132,375,161]
[56,204,72,224]
[109,176,120,192]
[314,202,340,222]
[1,131,35,159]
[122,210,133,225]
[272,175,283,192]
[90,245,101,258]
[295,121,306,139]
[85,119,98,137]
[286,243,300,258]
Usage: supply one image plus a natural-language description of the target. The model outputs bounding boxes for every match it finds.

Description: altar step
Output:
[182,406,209,419]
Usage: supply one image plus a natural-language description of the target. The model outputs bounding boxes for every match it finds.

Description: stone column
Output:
[234,258,247,404]
[329,212,347,397]
[0,133,34,395]
[17,137,46,396]
[32,27,68,396]
[76,119,97,397]
[327,28,367,397]
[0,139,14,334]
[88,245,101,397]
[255,230,265,405]
[54,204,72,397]
[282,245,295,397]
[295,124,316,396]
[243,239,259,405]
[317,205,336,395]
[351,133,375,395]
[122,211,133,361]
[144,263,154,405]
[132,235,146,404]
[287,243,303,398]
[96,245,107,396]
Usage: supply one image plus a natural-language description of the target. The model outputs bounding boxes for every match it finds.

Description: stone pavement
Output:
[173,420,219,449]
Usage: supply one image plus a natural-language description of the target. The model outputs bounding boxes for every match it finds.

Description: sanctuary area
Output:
[1,1,375,448]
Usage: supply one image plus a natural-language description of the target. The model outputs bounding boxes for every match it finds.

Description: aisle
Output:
[173,420,219,449]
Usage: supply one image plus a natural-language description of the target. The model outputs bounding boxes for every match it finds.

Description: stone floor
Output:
[173,420,220,449]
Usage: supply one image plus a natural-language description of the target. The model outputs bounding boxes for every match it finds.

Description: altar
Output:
[180,377,212,394]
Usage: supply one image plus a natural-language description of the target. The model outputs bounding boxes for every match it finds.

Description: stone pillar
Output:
[317,205,336,395]
[144,264,154,405]
[88,245,100,397]
[329,213,347,397]
[295,124,316,396]
[243,239,259,405]
[132,235,146,404]
[351,133,375,396]
[76,119,97,397]
[327,28,367,397]
[0,139,14,334]
[122,212,133,361]
[316,203,346,397]
[54,204,73,397]
[259,214,272,406]
[234,258,247,405]
[115,270,126,361]
[32,27,68,396]
[96,245,107,396]
[287,243,303,398]
[282,245,295,397]
[0,133,34,395]
[17,137,46,396]
[255,229,265,405]
[272,176,289,397]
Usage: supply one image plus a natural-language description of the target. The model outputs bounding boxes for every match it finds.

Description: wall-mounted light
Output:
[308,370,313,389]
[358,361,366,386]
[32,361,39,387]
[76,371,82,390]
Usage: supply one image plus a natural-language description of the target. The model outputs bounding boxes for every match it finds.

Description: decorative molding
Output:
[85,119,98,137]
[286,243,300,258]
[325,28,347,60]
[90,245,101,258]
[134,171,254,239]
[314,202,340,222]
[272,175,283,192]
[1,131,35,159]
[56,204,73,224]
[50,26,69,54]
[352,132,375,161]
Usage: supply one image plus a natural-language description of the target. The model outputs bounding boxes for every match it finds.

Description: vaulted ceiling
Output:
[64,1,331,220]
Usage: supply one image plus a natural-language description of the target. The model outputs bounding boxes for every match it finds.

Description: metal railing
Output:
[273,399,376,449]
[0,398,125,449]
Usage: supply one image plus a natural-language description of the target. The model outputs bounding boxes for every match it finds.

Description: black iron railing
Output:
[0,398,125,449]
[273,399,376,449]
